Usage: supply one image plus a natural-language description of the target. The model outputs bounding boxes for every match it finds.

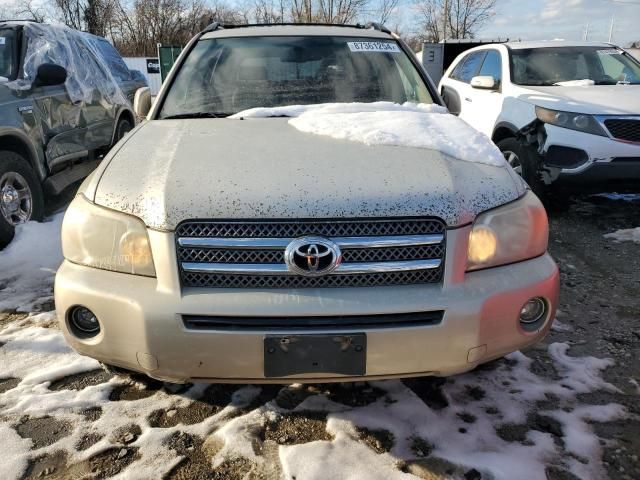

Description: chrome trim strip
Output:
[334,235,444,248]
[178,234,444,250]
[181,259,442,275]
[178,237,290,249]
[333,259,442,274]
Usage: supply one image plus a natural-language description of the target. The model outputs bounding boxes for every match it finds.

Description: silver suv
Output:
[55,23,559,384]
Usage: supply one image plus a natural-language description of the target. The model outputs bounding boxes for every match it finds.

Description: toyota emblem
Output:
[284,237,342,276]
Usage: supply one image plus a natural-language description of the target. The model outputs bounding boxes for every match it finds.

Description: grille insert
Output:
[604,119,640,143]
[176,219,445,238]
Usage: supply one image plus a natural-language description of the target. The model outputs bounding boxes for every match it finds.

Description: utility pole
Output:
[442,0,448,41]
[608,15,614,42]
[583,23,590,41]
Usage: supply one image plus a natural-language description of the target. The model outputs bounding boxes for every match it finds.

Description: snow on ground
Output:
[231,102,506,167]
[604,227,640,243]
[0,216,628,480]
[592,193,640,202]
[0,214,64,312]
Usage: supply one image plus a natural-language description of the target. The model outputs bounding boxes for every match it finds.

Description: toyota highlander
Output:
[55,24,560,383]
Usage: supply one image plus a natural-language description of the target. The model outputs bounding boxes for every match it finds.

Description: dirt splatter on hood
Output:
[91,118,523,230]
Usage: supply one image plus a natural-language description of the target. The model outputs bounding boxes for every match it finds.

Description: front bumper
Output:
[55,228,560,383]
[543,125,640,189]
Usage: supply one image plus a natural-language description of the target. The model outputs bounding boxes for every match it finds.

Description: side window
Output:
[478,50,502,86]
[94,39,131,83]
[450,51,486,83]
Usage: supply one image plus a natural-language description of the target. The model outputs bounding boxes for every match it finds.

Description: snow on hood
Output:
[553,79,595,87]
[231,102,506,168]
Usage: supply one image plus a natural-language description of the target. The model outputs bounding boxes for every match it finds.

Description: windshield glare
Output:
[0,29,16,81]
[511,46,640,86]
[160,36,433,118]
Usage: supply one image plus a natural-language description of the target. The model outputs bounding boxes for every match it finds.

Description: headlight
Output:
[62,194,156,277]
[535,106,606,136]
[467,191,548,271]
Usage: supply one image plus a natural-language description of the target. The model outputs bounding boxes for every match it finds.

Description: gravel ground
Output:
[0,193,639,480]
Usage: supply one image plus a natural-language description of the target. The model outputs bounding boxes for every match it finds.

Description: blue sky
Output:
[1,0,638,46]
[478,0,640,46]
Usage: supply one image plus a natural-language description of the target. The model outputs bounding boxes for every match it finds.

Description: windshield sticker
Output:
[0,37,6,45]
[597,49,621,55]
[347,42,400,53]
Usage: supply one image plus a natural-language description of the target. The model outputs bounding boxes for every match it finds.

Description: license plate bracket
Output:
[264,333,366,378]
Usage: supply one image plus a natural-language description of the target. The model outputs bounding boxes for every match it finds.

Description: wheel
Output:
[113,117,133,146]
[0,151,44,249]
[497,137,546,198]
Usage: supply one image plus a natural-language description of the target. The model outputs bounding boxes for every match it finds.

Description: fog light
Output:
[69,307,100,336]
[519,297,547,324]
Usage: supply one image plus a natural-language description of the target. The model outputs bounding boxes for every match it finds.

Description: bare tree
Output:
[375,0,399,24]
[14,0,49,21]
[53,0,116,34]
[415,0,496,41]
[253,0,285,23]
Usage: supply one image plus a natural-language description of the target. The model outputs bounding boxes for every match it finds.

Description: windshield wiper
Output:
[162,112,231,119]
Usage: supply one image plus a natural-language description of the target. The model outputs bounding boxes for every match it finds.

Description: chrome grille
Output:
[177,219,446,288]
[604,119,640,143]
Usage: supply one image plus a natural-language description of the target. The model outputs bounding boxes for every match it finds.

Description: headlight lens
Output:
[62,194,156,277]
[535,106,606,136]
[467,191,548,271]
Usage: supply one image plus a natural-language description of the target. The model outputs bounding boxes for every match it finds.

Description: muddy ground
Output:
[1,193,639,480]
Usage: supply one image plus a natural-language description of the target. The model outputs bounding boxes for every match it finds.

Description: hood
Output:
[92,119,523,229]
[519,85,640,115]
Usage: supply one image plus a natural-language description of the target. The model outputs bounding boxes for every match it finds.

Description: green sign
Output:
[158,45,183,82]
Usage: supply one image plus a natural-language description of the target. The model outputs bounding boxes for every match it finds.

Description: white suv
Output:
[439,41,640,195]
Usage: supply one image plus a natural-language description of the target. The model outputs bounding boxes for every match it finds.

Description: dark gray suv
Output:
[0,21,147,247]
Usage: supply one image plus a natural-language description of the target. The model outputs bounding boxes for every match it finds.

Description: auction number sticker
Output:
[347,42,400,53]
[0,38,5,45]
[597,49,621,55]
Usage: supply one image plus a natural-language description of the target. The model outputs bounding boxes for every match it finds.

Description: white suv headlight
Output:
[467,191,548,271]
[62,194,156,277]
[535,106,606,137]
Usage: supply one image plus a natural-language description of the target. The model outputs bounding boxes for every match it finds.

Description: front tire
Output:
[113,117,133,146]
[497,137,546,198]
[0,151,44,249]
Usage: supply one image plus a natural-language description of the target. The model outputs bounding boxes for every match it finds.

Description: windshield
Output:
[159,36,433,118]
[511,46,640,86]
[0,28,17,81]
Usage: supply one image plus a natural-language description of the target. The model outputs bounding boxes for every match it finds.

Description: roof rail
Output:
[0,18,40,23]
[365,22,391,34]
[200,22,393,33]
[202,21,222,33]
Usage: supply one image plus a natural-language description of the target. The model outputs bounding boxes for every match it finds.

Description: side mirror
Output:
[33,63,67,88]
[133,87,152,119]
[470,75,497,90]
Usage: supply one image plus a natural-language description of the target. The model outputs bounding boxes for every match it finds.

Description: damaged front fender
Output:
[516,119,561,186]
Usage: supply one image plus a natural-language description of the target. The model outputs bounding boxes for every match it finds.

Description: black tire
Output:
[497,137,546,198]
[113,117,133,146]
[0,151,44,249]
